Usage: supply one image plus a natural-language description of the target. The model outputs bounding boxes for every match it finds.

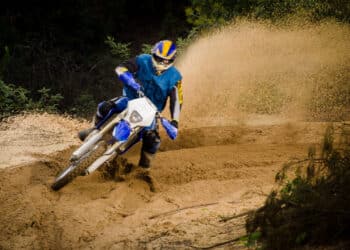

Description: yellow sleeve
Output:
[177,80,183,105]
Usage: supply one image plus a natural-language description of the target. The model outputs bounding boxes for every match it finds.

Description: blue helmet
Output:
[151,40,177,73]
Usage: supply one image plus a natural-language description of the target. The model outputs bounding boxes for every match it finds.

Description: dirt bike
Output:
[51,84,177,191]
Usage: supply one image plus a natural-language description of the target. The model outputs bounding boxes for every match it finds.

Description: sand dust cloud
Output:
[177,19,350,127]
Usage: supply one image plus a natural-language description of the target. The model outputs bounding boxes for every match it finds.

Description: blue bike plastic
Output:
[95,97,129,129]
[113,120,131,141]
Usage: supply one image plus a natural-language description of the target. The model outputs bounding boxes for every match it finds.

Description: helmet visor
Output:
[152,54,174,66]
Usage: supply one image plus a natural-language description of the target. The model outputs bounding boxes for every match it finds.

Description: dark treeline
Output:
[1,0,349,118]
[0,0,190,117]
[1,0,190,52]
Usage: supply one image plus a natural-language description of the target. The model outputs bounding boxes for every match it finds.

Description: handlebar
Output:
[121,75,177,140]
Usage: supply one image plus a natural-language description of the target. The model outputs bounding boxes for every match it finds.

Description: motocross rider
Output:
[79,40,183,173]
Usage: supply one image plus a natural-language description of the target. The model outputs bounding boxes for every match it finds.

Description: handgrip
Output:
[161,118,178,140]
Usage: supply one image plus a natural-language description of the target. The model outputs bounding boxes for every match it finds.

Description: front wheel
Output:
[51,141,107,191]
[51,163,81,191]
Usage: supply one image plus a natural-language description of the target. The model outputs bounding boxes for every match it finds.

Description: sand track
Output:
[0,114,329,249]
[1,19,348,249]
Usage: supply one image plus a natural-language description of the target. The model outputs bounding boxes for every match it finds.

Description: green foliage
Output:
[0,80,31,118]
[175,27,200,56]
[105,36,131,61]
[239,231,262,248]
[185,0,350,31]
[141,43,153,54]
[250,0,350,22]
[35,87,64,112]
[185,0,233,29]
[237,82,290,114]
[0,80,63,119]
[246,124,350,249]
[70,92,96,117]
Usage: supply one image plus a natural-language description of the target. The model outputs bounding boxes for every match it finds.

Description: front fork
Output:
[85,127,142,175]
[71,110,127,161]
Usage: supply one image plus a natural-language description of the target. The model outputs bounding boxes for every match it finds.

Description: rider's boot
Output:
[135,151,158,192]
[138,150,154,168]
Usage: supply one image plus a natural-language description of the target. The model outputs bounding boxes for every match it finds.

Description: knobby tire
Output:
[51,141,107,191]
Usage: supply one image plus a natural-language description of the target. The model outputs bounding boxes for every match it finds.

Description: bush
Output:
[185,0,350,28]
[105,36,131,61]
[141,43,153,54]
[35,87,63,112]
[0,80,31,118]
[70,92,96,118]
[246,124,350,249]
[0,80,63,119]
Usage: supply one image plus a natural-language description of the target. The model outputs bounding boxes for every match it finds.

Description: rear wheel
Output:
[51,141,107,191]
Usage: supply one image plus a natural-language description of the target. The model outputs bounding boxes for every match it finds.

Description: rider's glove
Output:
[170,120,178,129]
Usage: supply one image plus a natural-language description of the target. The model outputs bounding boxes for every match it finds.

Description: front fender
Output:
[112,120,131,142]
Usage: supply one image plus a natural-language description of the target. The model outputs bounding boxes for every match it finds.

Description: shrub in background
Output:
[246,124,350,249]
[0,80,63,119]
[105,36,131,61]
[70,92,97,118]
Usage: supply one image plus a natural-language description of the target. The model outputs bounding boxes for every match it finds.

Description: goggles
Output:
[152,54,174,65]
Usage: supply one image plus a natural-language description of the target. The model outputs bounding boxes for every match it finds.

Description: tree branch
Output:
[218,209,255,222]
[191,235,244,249]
